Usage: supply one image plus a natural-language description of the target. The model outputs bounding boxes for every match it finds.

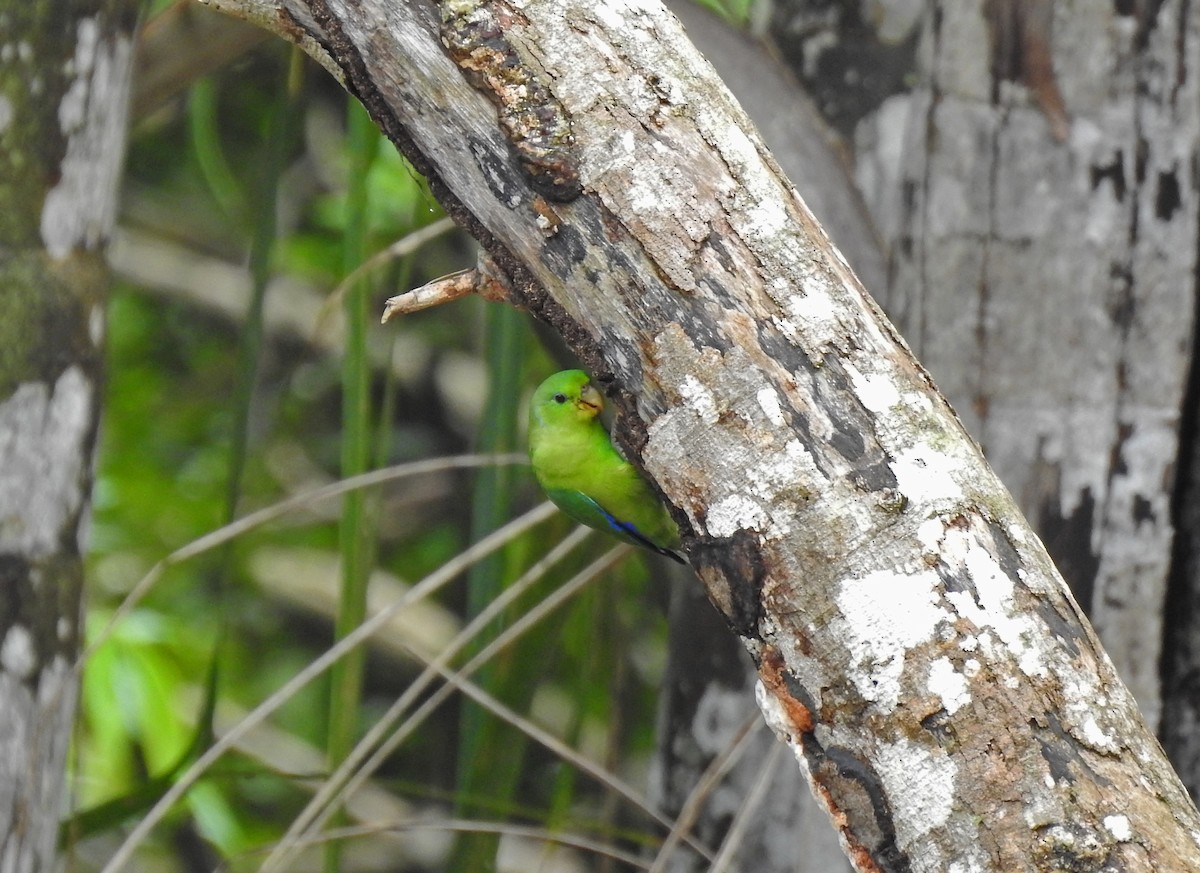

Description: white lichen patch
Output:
[589,0,668,37]
[1079,713,1117,750]
[0,94,12,134]
[755,676,798,745]
[714,117,768,190]
[1022,780,1065,830]
[1103,814,1132,842]
[1059,669,1121,753]
[748,438,810,500]
[927,656,971,715]
[701,436,821,539]
[835,568,950,712]
[692,96,817,271]
[37,654,73,713]
[582,124,724,290]
[40,17,133,257]
[941,527,1049,679]
[756,386,786,427]
[946,857,989,873]
[890,444,965,506]
[845,361,903,415]
[780,287,839,347]
[587,0,625,31]
[777,278,832,316]
[679,374,718,424]
[744,194,789,240]
[706,493,769,538]
[873,735,957,847]
[1,626,37,681]
[89,304,104,346]
[0,367,93,557]
[646,348,822,540]
[693,683,758,754]
[917,516,945,555]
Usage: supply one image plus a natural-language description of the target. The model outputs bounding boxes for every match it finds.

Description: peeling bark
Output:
[0,1,135,869]
[197,0,1200,868]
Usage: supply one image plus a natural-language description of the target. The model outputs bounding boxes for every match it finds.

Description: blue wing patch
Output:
[579,493,686,565]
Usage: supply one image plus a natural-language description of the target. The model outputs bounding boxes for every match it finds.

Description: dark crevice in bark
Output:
[768,0,917,138]
[909,4,946,359]
[1114,0,1168,49]
[1160,183,1200,803]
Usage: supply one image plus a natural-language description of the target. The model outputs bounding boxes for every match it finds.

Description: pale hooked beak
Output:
[578,383,604,416]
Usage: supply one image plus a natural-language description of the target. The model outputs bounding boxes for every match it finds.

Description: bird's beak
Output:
[578,383,604,416]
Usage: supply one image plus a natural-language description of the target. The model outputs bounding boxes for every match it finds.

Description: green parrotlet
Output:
[528,370,685,564]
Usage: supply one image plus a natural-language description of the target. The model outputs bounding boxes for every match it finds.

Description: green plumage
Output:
[528,370,684,563]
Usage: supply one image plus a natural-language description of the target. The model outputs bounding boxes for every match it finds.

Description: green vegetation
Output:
[73,6,696,871]
[692,0,763,27]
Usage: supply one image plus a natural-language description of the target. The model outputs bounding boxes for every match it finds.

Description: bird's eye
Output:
[553,393,567,404]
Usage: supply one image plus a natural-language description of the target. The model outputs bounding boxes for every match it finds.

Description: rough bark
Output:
[846,0,1200,735]
[772,0,1200,808]
[666,0,885,297]
[0,1,135,870]
[196,0,1200,868]
[649,4,863,869]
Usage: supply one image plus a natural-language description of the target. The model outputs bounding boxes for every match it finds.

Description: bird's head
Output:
[531,369,605,427]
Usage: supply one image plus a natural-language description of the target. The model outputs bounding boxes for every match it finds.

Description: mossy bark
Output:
[0,1,135,869]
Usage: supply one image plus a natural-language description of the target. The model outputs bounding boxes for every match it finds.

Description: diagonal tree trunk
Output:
[647,4,869,869]
[0,1,136,870]
[198,0,1200,867]
[773,0,1200,819]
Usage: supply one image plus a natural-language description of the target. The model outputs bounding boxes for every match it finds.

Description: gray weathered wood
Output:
[853,0,1199,731]
[650,5,866,869]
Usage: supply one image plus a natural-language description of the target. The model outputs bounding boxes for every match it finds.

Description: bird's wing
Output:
[549,487,686,564]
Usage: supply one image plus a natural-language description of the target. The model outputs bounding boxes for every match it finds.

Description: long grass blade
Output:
[327,95,382,873]
[709,741,784,873]
[96,499,556,873]
[647,714,762,873]
[259,530,606,872]
[81,454,530,669]
[255,818,652,870]
[453,302,530,870]
[403,641,720,866]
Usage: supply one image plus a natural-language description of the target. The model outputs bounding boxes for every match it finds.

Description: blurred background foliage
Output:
[73,0,764,870]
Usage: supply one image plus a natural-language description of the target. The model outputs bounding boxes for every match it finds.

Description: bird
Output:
[528,370,685,564]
